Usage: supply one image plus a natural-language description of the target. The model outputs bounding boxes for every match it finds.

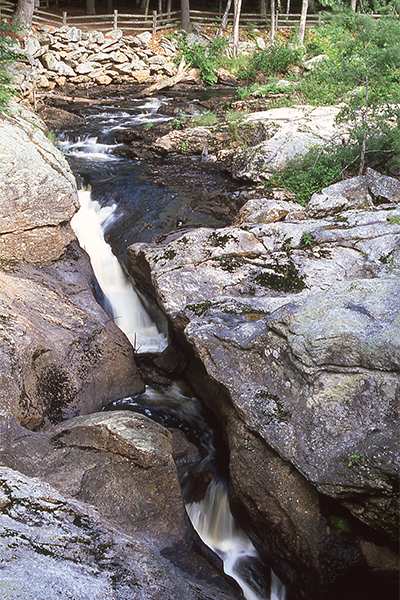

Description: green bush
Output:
[190,110,219,127]
[270,144,357,205]
[250,41,303,77]
[175,34,228,86]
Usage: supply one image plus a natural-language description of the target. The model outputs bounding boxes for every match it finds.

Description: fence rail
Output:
[0,1,330,33]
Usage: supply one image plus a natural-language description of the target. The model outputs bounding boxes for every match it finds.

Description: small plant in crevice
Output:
[299,231,316,249]
[162,249,177,260]
[348,452,362,467]
[387,214,400,225]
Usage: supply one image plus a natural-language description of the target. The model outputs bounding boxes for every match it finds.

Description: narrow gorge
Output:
[0,23,399,600]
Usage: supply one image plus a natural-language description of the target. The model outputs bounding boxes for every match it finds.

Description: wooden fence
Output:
[0,1,326,33]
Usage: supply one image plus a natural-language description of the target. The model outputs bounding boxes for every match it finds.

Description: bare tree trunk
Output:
[232,0,242,57]
[106,0,113,14]
[12,0,36,28]
[260,0,267,18]
[298,0,308,44]
[181,0,192,31]
[270,0,276,40]
[217,0,232,36]
[351,0,357,10]
[286,0,290,14]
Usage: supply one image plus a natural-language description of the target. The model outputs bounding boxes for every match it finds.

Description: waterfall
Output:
[187,480,286,600]
[63,95,287,600]
[71,189,167,354]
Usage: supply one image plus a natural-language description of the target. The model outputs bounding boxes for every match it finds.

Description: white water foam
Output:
[71,190,167,353]
[58,135,120,160]
[187,480,286,600]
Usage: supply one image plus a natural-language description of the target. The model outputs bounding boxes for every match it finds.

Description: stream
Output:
[63,93,286,600]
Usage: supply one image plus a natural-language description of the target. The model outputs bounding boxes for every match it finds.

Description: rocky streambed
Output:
[0,66,399,600]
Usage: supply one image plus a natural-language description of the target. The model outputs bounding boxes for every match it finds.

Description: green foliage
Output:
[388,214,400,225]
[186,300,212,316]
[0,23,20,111]
[255,262,307,292]
[249,41,304,78]
[299,231,316,248]
[348,453,362,467]
[271,145,352,205]
[329,515,352,535]
[174,34,228,85]
[190,110,219,127]
[301,13,400,172]
[236,83,259,99]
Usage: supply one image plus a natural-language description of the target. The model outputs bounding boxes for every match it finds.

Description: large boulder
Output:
[0,244,144,429]
[126,192,400,599]
[230,105,346,182]
[0,465,241,600]
[0,102,78,263]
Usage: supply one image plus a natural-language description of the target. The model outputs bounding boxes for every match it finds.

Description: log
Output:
[137,56,188,97]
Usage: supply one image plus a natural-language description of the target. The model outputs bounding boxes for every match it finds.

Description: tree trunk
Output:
[217,0,232,36]
[86,0,96,15]
[106,0,113,14]
[260,0,267,18]
[270,0,276,40]
[351,0,357,10]
[12,0,36,29]
[286,0,290,15]
[298,0,308,45]
[232,0,242,57]
[181,0,192,31]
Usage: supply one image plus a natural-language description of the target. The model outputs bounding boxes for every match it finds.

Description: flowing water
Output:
[63,93,286,600]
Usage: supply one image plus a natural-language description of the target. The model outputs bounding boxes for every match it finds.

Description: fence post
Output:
[62,11,67,25]
[114,9,118,29]
[153,10,157,36]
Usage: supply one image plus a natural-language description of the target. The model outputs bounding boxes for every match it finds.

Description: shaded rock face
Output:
[0,465,242,600]
[0,244,144,430]
[127,188,400,599]
[0,102,78,263]
[0,104,144,429]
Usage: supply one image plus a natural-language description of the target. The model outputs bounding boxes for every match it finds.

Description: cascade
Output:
[64,94,286,600]
[72,190,167,353]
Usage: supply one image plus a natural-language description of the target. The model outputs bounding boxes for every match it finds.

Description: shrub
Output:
[175,34,228,86]
[250,41,304,77]
[190,110,219,127]
[270,144,357,205]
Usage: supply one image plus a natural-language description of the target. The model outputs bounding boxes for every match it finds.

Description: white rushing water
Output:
[187,480,286,600]
[71,190,167,353]
[64,96,286,600]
